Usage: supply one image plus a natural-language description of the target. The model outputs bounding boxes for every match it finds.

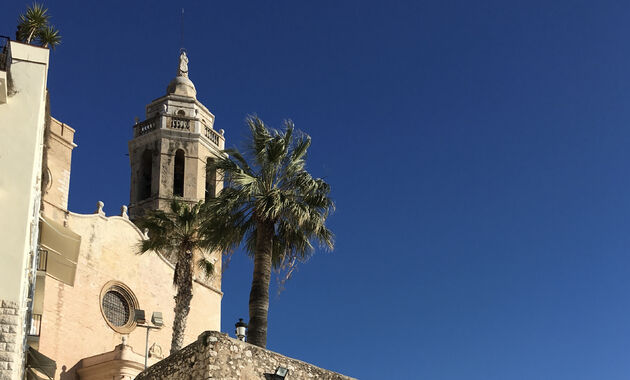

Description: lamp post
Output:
[235,318,247,341]
[134,310,163,369]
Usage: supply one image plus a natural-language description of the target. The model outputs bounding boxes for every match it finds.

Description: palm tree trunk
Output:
[247,220,274,348]
[27,27,36,44]
[170,250,193,354]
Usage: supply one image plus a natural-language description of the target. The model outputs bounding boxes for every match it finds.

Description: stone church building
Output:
[33,52,225,379]
[2,47,354,379]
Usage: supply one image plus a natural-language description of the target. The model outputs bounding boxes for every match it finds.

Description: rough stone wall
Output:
[0,300,20,380]
[136,331,356,380]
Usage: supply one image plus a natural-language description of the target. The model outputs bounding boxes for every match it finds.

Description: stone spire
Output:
[167,51,196,98]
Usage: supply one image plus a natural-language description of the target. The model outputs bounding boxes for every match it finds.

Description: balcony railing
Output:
[132,114,223,148]
[204,126,220,146]
[28,314,42,337]
[170,116,190,131]
[37,249,48,272]
[0,36,8,72]
[134,116,157,137]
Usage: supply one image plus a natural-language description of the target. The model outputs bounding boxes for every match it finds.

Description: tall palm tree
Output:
[203,116,334,348]
[16,3,61,49]
[137,200,215,354]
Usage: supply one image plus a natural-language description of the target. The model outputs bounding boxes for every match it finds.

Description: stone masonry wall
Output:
[136,331,356,380]
[0,300,21,380]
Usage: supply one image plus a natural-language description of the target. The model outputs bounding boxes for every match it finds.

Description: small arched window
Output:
[177,110,186,117]
[139,149,152,201]
[205,157,216,201]
[173,149,185,197]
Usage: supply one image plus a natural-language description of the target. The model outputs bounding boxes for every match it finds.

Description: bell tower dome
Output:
[128,51,225,220]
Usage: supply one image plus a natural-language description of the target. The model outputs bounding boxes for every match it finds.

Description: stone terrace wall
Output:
[136,331,356,380]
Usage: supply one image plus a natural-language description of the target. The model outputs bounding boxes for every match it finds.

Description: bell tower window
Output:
[205,158,216,201]
[173,149,185,197]
[139,149,152,201]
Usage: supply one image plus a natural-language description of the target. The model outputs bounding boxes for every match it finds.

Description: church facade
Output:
[33,52,225,379]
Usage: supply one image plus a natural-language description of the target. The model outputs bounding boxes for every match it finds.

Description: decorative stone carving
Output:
[95,201,105,215]
[120,205,128,219]
[178,52,189,78]
[148,343,163,359]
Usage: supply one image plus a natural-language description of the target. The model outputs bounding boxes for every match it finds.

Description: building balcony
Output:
[133,114,225,149]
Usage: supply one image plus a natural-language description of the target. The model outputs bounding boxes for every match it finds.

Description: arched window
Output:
[177,110,186,117]
[139,149,152,201]
[205,157,216,201]
[173,149,185,197]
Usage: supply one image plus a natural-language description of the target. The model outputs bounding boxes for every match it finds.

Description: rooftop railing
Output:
[134,116,158,137]
[133,114,224,148]
[204,126,221,146]
[169,116,191,131]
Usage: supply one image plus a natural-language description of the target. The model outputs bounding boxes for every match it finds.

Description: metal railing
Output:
[37,249,48,271]
[28,314,42,337]
[0,36,9,71]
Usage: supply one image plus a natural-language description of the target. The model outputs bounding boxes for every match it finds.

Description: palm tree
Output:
[36,25,61,50]
[137,199,215,354]
[202,116,334,348]
[16,3,61,49]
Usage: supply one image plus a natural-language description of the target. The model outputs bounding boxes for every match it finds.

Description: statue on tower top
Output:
[178,51,189,77]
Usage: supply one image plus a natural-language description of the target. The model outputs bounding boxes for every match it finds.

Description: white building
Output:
[0,39,53,379]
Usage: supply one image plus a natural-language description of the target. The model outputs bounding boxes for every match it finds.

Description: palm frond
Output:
[37,24,61,49]
[196,257,215,278]
[16,3,61,50]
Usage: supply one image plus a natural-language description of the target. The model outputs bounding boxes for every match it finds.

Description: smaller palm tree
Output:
[36,25,61,50]
[137,199,215,354]
[16,3,61,49]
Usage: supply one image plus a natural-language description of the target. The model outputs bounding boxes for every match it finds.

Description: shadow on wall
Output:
[59,361,80,380]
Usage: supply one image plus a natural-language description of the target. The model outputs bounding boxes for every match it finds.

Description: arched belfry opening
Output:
[173,149,185,197]
[139,149,152,201]
[205,158,216,201]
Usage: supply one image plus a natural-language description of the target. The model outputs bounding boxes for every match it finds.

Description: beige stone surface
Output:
[41,117,75,214]
[76,342,145,380]
[36,211,222,380]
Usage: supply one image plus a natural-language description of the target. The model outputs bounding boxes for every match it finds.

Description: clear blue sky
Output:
[4,1,630,378]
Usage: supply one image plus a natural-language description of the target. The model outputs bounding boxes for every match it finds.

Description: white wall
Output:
[0,41,50,378]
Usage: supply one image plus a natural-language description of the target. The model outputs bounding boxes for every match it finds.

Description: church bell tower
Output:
[128,52,225,219]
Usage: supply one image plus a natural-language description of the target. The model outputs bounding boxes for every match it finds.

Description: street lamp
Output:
[235,318,247,341]
[134,310,163,369]
[273,366,289,379]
